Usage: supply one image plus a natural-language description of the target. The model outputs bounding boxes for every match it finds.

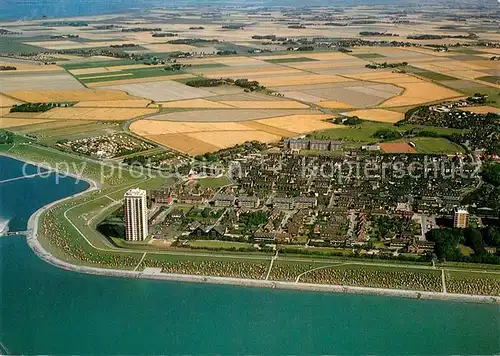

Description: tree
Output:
[463,228,486,255]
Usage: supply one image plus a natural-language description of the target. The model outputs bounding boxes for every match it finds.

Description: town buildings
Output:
[124,188,148,241]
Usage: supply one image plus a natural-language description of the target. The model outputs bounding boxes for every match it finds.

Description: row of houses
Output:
[284,139,343,151]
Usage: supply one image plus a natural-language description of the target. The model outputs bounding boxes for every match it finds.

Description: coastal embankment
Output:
[4,153,498,304]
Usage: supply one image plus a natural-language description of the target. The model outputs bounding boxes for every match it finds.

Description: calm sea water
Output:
[0,155,499,355]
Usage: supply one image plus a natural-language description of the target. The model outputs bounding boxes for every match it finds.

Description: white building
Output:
[453,207,469,229]
[124,188,148,241]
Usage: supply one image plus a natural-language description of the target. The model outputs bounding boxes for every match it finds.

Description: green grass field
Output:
[77,66,186,84]
[477,76,500,85]
[196,176,231,188]
[188,240,255,249]
[60,59,139,71]
[400,137,465,154]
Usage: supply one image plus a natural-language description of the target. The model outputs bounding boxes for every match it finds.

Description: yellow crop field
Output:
[74,99,151,108]
[130,120,253,135]
[81,73,134,80]
[0,107,12,117]
[202,67,302,78]
[345,109,404,123]
[7,89,138,102]
[220,100,309,109]
[459,106,500,114]
[146,134,220,155]
[86,74,194,87]
[318,101,353,109]
[0,61,60,71]
[157,99,233,109]
[69,67,115,76]
[240,121,298,137]
[301,52,355,61]
[257,74,353,87]
[0,118,54,129]
[130,112,338,155]
[345,72,463,107]
[143,43,195,52]
[0,93,21,107]
[34,107,157,121]
[256,114,339,133]
[187,130,281,149]
[379,82,463,107]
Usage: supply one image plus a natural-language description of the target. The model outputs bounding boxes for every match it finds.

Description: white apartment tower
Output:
[124,188,148,241]
[453,207,469,229]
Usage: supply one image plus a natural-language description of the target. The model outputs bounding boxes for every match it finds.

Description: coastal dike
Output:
[22,178,499,305]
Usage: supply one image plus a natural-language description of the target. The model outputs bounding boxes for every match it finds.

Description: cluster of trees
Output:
[372,128,402,140]
[372,215,415,239]
[0,130,14,144]
[359,31,399,37]
[152,33,177,38]
[333,116,362,125]
[239,211,268,229]
[10,102,69,113]
[109,43,138,48]
[121,27,161,32]
[426,226,500,264]
[465,163,500,218]
[168,38,217,45]
[221,25,244,29]
[366,62,408,69]
[0,65,16,71]
[186,78,265,92]
[408,33,477,40]
[287,46,314,51]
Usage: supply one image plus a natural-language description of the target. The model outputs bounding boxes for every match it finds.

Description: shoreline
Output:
[2,154,499,305]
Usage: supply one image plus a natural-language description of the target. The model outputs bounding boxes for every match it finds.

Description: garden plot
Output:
[101,80,215,101]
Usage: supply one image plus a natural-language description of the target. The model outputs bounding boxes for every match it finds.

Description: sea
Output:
[0,155,499,354]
